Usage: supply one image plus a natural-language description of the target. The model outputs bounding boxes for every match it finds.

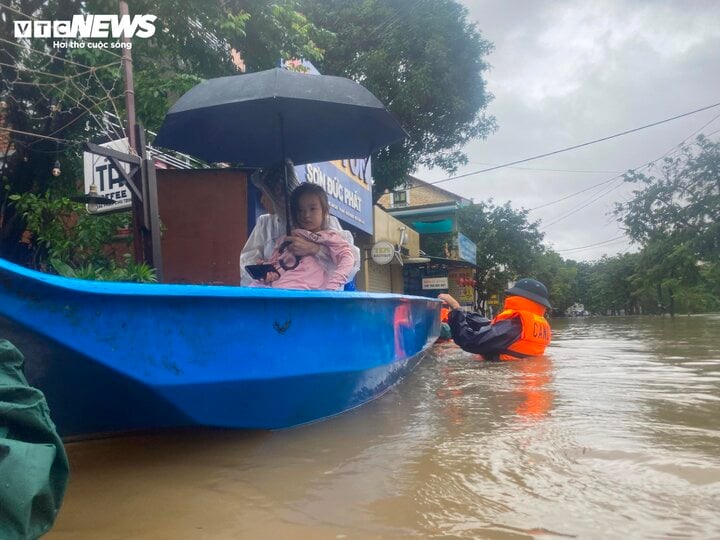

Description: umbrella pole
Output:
[280,114,292,236]
[276,113,301,271]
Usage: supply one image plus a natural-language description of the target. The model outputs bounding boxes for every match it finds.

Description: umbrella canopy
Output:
[154,68,407,166]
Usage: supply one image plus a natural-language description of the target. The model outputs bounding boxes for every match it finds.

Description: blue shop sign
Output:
[281,59,374,234]
[295,159,374,234]
[457,232,477,264]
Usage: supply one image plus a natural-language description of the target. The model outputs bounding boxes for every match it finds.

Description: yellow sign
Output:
[330,159,370,188]
[449,267,474,303]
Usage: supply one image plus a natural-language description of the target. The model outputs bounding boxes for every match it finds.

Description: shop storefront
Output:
[403,256,478,307]
[355,206,424,293]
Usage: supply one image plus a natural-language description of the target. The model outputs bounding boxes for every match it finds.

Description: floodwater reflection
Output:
[512,356,554,421]
[48,315,720,539]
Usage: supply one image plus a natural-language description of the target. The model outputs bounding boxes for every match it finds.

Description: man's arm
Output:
[448,310,521,357]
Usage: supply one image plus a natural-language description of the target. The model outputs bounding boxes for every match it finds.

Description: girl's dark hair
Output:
[290,182,329,228]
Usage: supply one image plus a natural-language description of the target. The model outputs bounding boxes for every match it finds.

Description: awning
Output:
[410,219,454,234]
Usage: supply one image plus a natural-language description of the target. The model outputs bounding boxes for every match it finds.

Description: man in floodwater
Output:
[438,278,552,361]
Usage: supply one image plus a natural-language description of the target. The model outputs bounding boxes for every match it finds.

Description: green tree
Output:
[0,0,326,269]
[615,136,720,316]
[529,251,577,313]
[633,239,704,316]
[456,200,544,309]
[299,0,497,197]
[236,0,332,73]
[583,253,645,315]
[85,0,330,131]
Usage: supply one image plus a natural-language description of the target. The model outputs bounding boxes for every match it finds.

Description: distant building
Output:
[566,303,588,317]
[377,176,479,307]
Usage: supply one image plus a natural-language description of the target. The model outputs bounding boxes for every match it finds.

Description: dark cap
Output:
[504,278,551,309]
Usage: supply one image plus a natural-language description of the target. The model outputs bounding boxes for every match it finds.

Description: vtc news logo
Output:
[13,14,157,39]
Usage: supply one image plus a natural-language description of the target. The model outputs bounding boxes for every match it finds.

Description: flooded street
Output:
[48,315,720,539]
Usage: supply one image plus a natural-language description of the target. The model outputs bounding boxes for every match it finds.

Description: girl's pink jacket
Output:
[265,229,355,290]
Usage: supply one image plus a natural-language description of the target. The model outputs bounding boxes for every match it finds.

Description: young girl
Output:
[254,183,355,290]
[239,161,360,286]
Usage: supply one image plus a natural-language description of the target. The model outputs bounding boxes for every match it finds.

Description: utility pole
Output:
[117,0,163,279]
[119,0,142,264]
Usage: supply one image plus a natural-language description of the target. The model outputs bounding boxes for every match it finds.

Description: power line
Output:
[466,162,624,174]
[529,173,625,211]
[539,180,626,230]
[555,235,627,252]
[532,115,720,218]
[0,60,115,81]
[0,37,98,69]
[423,100,720,187]
[0,126,75,143]
[559,239,629,255]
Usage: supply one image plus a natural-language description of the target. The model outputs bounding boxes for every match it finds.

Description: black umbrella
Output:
[154,67,407,167]
[154,68,407,268]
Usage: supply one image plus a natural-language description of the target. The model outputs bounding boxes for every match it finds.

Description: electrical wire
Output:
[0,37,98,69]
[465,161,625,174]
[529,114,720,218]
[555,235,626,252]
[0,126,76,143]
[422,100,720,187]
[532,113,720,224]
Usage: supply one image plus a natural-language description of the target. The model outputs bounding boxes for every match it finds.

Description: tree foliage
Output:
[616,136,719,260]
[529,251,578,311]
[299,0,497,196]
[447,155,719,314]
[614,136,720,315]
[456,200,544,307]
[0,0,325,269]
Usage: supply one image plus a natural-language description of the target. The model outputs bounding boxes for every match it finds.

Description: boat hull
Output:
[0,258,440,437]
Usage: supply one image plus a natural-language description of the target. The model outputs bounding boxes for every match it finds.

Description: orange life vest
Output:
[492,296,551,361]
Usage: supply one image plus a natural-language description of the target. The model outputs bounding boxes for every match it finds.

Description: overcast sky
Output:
[418,0,720,261]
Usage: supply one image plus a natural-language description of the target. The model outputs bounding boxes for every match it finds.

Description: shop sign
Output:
[297,159,373,234]
[422,276,449,290]
[83,137,132,214]
[457,232,477,264]
[371,241,395,265]
[449,267,474,303]
[286,60,374,234]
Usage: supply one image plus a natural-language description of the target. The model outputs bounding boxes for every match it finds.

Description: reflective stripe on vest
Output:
[493,296,551,360]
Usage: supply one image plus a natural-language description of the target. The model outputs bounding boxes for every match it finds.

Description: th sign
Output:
[83,138,133,214]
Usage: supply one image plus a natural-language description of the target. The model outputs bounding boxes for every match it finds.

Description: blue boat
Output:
[0,257,440,438]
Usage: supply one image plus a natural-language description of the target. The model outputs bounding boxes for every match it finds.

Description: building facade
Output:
[378,176,479,307]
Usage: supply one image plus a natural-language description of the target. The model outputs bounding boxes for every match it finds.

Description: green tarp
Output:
[0,339,69,539]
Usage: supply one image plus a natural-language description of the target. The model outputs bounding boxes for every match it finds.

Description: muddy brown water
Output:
[46,315,720,539]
